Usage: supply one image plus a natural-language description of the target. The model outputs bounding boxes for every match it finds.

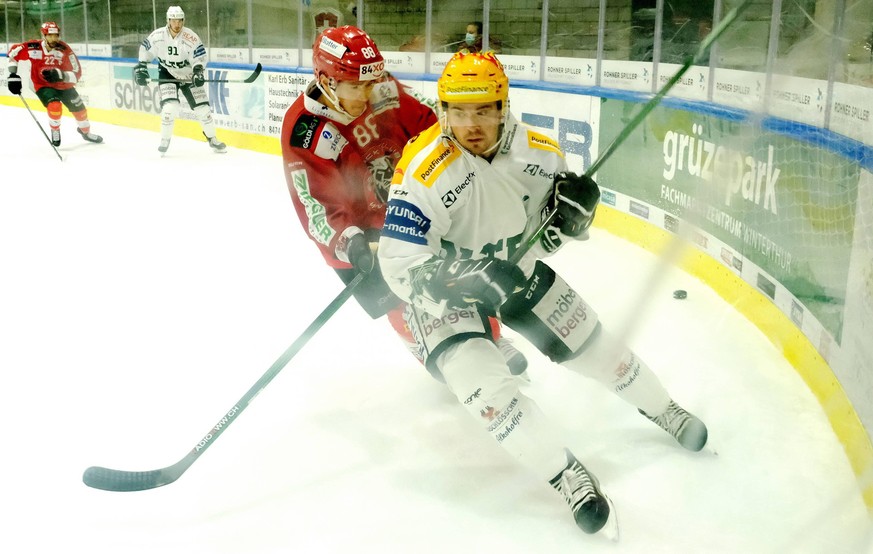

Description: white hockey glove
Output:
[423,258,526,311]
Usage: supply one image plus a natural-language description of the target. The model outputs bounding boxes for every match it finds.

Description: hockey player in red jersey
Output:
[281,26,526,372]
[6,21,103,146]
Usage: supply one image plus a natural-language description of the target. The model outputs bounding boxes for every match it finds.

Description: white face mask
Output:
[465,32,476,45]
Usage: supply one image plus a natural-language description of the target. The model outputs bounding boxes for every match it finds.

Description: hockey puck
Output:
[673,289,687,299]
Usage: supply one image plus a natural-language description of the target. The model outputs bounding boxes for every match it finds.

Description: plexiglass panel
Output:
[110,1,155,58]
[250,0,302,66]
[429,0,484,73]
[363,0,427,73]
[545,0,598,86]
[601,0,652,92]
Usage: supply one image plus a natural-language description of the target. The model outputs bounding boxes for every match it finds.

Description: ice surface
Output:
[1,106,871,553]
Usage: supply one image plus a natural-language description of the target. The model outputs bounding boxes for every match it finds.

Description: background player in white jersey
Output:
[378,51,708,535]
[133,6,225,154]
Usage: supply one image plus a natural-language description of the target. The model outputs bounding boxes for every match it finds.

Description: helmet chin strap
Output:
[315,77,357,123]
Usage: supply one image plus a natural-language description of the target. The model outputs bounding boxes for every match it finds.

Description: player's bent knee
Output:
[161,101,180,121]
[47,101,62,119]
[438,337,518,411]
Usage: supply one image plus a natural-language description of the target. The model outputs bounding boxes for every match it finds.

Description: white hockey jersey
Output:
[378,112,569,315]
[139,25,207,79]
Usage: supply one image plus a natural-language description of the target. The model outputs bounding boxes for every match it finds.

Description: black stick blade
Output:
[245,63,263,83]
[83,465,182,492]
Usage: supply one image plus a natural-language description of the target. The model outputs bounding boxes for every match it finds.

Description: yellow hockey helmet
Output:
[437,51,508,105]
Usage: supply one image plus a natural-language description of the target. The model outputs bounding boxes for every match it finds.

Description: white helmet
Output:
[166,6,185,21]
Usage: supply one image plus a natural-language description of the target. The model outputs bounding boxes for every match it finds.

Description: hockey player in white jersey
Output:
[133,6,225,154]
[377,51,708,535]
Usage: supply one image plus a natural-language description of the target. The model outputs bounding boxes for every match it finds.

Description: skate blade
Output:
[601,494,620,542]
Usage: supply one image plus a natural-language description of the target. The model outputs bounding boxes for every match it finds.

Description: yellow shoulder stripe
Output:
[392,122,443,186]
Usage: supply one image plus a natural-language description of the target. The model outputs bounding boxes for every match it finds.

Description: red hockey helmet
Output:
[312,26,385,84]
[41,21,60,36]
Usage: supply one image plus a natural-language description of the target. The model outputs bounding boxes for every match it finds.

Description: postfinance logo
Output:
[414,142,460,187]
[526,130,563,156]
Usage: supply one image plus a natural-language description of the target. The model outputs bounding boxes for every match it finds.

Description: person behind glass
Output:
[6,21,103,147]
[377,51,708,535]
[280,26,527,373]
[457,21,501,53]
[133,6,226,154]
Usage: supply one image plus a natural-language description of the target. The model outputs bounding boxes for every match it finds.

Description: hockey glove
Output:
[434,258,526,311]
[42,68,64,83]
[548,171,600,237]
[192,65,205,87]
[133,63,150,86]
[7,72,22,95]
[336,227,377,274]
[346,232,375,274]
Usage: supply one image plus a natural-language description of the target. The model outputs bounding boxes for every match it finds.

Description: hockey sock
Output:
[194,104,217,138]
[161,101,180,141]
[561,328,670,416]
[47,101,62,129]
[72,109,91,134]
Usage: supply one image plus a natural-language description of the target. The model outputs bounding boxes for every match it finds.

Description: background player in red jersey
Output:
[280,26,526,373]
[6,21,102,146]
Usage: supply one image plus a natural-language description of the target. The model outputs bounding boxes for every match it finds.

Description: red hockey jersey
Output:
[281,76,437,268]
[7,39,81,91]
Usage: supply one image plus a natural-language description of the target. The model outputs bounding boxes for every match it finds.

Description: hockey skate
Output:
[206,135,227,153]
[51,128,61,147]
[550,450,612,535]
[496,337,528,380]
[158,138,171,154]
[77,128,103,143]
[640,400,708,452]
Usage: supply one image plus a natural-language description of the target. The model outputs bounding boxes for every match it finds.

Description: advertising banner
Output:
[595,98,860,346]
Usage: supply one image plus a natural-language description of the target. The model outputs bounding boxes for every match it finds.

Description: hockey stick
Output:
[18,95,63,161]
[156,62,262,85]
[82,271,365,492]
[509,0,752,266]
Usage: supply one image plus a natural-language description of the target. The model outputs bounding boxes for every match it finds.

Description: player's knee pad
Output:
[500,260,599,363]
[404,303,494,380]
[159,82,180,104]
[438,338,519,419]
[161,100,180,123]
[72,109,88,122]
[47,101,62,120]
[193,103,213,125]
